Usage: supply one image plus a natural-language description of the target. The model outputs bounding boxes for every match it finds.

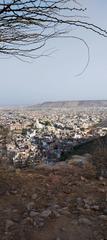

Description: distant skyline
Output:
[0,1,107,105]
[1,99,107,107]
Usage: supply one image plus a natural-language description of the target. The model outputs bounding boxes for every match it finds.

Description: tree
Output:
[0,0,107,58]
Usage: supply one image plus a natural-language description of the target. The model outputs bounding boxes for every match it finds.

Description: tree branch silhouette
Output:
[0,0,106,57]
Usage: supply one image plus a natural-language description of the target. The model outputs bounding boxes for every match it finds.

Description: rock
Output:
[11,209,21,222]
[99,215,107,220]
[68,154,93,168]
[48,203,60,209]
[84,203,90,209]
[29,211,39,218]
[33,221,37,227]
[103,208,107,215]
[53,162,67,169]
[68,157,87,167]
[80,176,86,181]
[6,191,10,196]
[76,197,83,209]
[91,205,100,211]
[76,197,83,204]
[36,217,45,227]
[58,207,70,216]
[83,199,90,209]
[0,182,9,196]
[24,217,33,225]
[106,193,107,201]
[79,217,92,225]
[15,168,21,174]
[99,176,104,181]
[83,153,92,159]
[8,166,15,172]
[5,220,14,231]
[23,192,27,197]
[26,202,35,211]
[101,169,107,178]
[10,189,18,194]
[52,210,60,218]
[32,193,38,200]
[38,221,45,227]
[40,209,51,218]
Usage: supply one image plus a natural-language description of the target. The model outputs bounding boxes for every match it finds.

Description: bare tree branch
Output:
[0,0,106,57]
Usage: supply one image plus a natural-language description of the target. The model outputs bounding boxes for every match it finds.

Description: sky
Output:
[0,0,107,106]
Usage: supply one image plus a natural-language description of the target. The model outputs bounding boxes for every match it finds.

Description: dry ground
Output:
[0,162,107,240]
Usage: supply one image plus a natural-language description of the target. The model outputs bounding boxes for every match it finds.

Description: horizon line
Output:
[0,99,107,108]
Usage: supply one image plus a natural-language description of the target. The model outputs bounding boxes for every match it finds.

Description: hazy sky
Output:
[0,0,107,105]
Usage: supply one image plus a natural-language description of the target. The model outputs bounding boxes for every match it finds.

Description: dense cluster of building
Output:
[0,107,107,168]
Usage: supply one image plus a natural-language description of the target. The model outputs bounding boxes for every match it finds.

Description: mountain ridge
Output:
[29,100,107,109]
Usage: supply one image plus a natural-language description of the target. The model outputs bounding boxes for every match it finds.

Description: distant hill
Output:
[29,100,107,109]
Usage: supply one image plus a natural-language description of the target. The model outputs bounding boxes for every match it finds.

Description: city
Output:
[0,103,107,168]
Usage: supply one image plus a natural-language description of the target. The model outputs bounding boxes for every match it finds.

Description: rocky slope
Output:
[0,157,107,240]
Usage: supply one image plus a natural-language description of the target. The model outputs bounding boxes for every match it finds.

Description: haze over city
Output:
[0,0,107,106]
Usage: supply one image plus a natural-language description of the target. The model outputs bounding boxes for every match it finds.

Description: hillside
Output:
[0,154,107,240]
[28,100,107,109]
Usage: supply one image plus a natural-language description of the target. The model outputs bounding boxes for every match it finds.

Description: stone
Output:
[40,209,51,218]
[8,166,15,172]
[38,221,45,227]
[99,176,104,181]
[68,155,87,166]
[58,207,70,216]
[15,169,21,174]
[76,197,83,204]
[33,221,37,227]
[5,220,14,231]
[6,191,10,196]
[10,189,18,194]
[79,217,92,225]
[11,209,21,222]
[52,210,60,218]
[36,217,45,227]
[60,227,66,232]
[29,211,39,218]
[99,215,107,220]
[48,203,60,209]
[32,193,38,200]
[23,192,27,197]
[91,205,100,211]
[83,153,92,159]
[84,202,90,209]
[24,217,33,224]
[0,182,9,196]
[26,202,35,211]
[103,208,107,215]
